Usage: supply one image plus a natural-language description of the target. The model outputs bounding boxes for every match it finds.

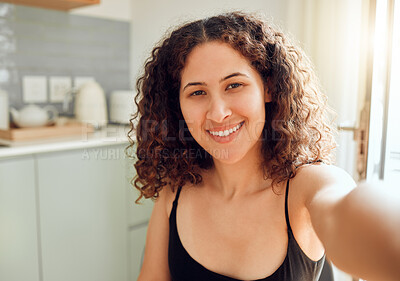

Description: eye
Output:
[190,90,205,96]
[226,83,243,90]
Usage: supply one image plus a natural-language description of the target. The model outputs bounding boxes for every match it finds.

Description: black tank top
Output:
[168,179,326,281]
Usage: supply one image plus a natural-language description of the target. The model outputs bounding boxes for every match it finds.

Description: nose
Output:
[206,95,232,123]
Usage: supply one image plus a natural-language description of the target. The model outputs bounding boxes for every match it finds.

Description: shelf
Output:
[0,0,100,11]
[0,122,94,142]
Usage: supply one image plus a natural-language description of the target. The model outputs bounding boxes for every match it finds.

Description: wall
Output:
[71,0,131,22]
[287,0,366,176]
[130,0,289,82]
[0,3,130,116]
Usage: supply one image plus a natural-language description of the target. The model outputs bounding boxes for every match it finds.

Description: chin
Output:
[207,148,245,165]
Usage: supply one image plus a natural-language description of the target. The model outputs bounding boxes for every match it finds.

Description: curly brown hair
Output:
[127,11,336,203]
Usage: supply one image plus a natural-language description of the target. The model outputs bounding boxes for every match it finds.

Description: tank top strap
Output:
[285,159,322,232]
[172,185,183,206]
[308,159,323,164]
[284,177,293,234]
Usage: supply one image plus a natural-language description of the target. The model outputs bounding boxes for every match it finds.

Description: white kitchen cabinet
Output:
[126,193,152,279]
[125,146,153,279]
[0,138,153,281]
[126,155,153,225]
[36,145,128,281]
[0,156,40,281]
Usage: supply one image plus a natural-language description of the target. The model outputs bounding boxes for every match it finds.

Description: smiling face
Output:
[179,41,271,164]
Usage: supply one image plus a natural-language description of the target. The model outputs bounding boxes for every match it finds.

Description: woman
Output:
[128,12,400,281]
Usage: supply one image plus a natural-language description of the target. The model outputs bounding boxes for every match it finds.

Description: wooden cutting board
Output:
[0,122,94,142]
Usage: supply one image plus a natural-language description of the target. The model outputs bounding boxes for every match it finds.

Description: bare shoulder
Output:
[157,184,177,219]
[292,163,356,206]
[295,163,355,188]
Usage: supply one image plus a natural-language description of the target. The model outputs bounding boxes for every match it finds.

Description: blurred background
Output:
[0,0,398,281]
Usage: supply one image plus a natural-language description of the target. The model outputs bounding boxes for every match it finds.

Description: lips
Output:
[207,121,244,132]
[206,121,245,143]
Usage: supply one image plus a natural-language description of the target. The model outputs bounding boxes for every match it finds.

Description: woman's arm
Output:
[302,165,400,281]
[137,187,172,281]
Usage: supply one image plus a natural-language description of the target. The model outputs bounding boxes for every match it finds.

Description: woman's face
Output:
[179,41,270,164]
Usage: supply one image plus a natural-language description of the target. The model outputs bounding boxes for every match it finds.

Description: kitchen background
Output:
[0,3,130,115]
[0,0,399,281]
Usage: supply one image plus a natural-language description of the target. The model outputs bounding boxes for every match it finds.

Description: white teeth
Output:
[209,122,243,137]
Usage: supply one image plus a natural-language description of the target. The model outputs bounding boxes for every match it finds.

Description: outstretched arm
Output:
[303,165,400,281]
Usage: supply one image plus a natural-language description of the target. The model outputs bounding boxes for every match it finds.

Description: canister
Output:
[110,90,136,124]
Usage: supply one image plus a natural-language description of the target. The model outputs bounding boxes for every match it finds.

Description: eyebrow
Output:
[182,72,249,91]
[220,72,249,82]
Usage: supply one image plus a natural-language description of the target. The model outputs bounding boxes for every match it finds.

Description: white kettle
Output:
[74,81,108,129]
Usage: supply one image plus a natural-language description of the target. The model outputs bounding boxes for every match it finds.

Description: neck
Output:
[209,144,271,199]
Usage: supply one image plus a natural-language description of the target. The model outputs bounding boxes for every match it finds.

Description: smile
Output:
[207,121,244,137]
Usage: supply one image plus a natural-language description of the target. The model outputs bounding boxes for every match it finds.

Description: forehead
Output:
[180,41,254,84]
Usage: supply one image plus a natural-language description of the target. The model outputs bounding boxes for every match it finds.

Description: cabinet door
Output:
[125,148,154,226]
[0,156,40,281]
[36,145,128,281]
[124,146,153,280]
[128,224,148,281]
[126,179,153,226]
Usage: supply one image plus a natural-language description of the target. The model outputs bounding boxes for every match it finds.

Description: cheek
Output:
[180,101,204,132]
[179,100,190,122]
[237,95,266,138]
[237,94,265,119]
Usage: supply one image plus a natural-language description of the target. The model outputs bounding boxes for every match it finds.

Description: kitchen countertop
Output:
[0,124,134,159]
